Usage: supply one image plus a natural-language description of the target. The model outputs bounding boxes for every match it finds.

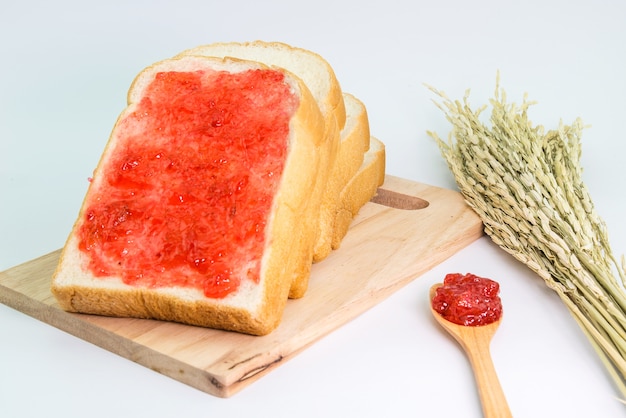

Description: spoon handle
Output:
[464,340,512,418]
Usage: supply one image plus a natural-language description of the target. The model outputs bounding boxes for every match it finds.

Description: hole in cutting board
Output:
[370,187,430,210]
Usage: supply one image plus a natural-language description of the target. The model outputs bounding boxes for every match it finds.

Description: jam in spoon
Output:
[429,275,512,418]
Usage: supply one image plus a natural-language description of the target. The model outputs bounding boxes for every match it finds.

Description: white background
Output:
[2,1,626,416]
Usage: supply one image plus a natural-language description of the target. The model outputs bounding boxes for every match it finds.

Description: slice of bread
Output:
[51,55,326,335]
[332,136,386,249]
[312,93,370,262]
[175,42,345,297]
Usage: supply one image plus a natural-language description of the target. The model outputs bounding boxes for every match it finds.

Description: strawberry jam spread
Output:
[77,68,298,298]
[431,273,503,326]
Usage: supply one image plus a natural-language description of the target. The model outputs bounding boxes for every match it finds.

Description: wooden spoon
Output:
[429,284,512,418]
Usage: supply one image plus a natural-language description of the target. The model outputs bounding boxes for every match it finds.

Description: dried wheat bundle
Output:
[427,77,626,397]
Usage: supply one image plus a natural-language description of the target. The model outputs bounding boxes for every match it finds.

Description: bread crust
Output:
[312,93,371,263]
[51,55,325,335]
[332,137,386,249]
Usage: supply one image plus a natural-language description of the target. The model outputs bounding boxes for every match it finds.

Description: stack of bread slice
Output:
[51,41,385,335]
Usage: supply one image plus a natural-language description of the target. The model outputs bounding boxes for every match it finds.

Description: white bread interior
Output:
[51,55,326,336]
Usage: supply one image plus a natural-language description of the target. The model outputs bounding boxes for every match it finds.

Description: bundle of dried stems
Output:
[427,78,626,398]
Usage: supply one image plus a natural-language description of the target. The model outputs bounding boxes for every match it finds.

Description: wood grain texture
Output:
[0,175,483,397]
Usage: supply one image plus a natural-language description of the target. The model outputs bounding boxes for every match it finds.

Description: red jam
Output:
[431,273,502,326]
[77,68,298,298]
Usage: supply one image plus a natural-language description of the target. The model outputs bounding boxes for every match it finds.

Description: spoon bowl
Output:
[430,284,512,418]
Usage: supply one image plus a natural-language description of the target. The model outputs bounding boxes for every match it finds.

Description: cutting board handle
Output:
[370,187,430,210]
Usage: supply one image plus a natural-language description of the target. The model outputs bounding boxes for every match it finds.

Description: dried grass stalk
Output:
[427,76,626,398]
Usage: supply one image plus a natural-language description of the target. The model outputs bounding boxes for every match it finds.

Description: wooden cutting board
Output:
[0,175,483,398]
